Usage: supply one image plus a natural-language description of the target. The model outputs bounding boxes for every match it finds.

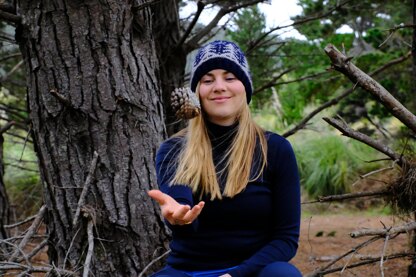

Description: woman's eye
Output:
[202,79,213,84]
[226,76,236,81]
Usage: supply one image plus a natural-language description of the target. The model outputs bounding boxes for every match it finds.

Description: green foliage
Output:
[293,133,383,197]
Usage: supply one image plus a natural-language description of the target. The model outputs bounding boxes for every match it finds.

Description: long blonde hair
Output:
[171,90,267,200]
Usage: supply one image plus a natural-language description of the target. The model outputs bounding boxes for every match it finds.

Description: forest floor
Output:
[18,203,415,277]
[292,206,413,276]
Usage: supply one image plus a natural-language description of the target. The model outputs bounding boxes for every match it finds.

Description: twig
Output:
[73,151,99,227]
[0,60,24,82]
[0,261,76,275]
[178,1,205,47]
[4,214,37,230]
[350,221,416,238]
[49,89,72,107]
[82,220,94,277]
[283,51,411,137]
[138,249,171,277]
[0,9,21,24]
[253,68,294,94]
[380,235,389,277]
[324,44,416,133]
[305,236,381,277]
[302,189,389,204]
[323,117,405,166]
[16,239,48,263]
[306,252,415,276]
[9,205,46,262]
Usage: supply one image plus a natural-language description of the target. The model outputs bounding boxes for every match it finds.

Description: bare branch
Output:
[302,189,389,204]
[253,68,293,94]
[283,51,412,137]
[16,239,48,263]
[305,236,381,277]
[82,220,94,277]
[178,1,205,47]
[247,0,353,53]
[9,205,46,262]
[0,262,75,275]
[0,121,15,135]
[73,151,99,227]
[138,249,171,277]
[324,44,416,133]
[306,252,415,277]
[0,9,21,24]
[323,117,406,166]
[0,60,24,83]
[350,221,416,238]
[4,214,37,230]
[186,0,265,48]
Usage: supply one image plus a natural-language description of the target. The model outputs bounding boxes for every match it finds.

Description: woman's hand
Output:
[148,189,205,226]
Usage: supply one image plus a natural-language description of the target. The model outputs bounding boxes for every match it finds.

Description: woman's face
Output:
[198,69,246,126]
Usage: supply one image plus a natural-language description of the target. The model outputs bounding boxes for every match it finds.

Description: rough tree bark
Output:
[0,123,12,246]
[15,1,169,275]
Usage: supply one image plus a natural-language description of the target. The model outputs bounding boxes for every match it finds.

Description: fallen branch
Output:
[73,151,99,227]
[82,220,94,277]
[323,117,406,166]
[0,261,75,275]
[306,252,415,276]
[9,205,46,262]
[305,236,381,277]
[16,239,48,263]
[4,214,37,230]
[302,189,389,204]
[324,44,416,133]
[350,221,416,238]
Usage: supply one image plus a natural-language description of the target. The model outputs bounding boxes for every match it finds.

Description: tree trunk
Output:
[16,0,169,275]
[0,126,10,248]
[152,1,189,135]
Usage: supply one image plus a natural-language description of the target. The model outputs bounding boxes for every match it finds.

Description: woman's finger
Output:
[183,201,205,223]
[172,204,191,220]
[147,190,167,205]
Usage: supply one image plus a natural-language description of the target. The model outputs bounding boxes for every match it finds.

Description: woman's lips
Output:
[211,96,231,103]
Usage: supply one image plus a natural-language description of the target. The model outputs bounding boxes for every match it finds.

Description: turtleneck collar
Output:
[205,120,239,143]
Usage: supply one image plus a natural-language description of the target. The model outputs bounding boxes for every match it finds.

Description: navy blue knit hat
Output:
[190,40,253,104]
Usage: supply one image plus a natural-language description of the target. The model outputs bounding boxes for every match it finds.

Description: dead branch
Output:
[4,214,37,230]
[305,236,381,277]
[302,189,389,204]
[178,1,205,47]
[306,252,415,276]
[0,121,15,135]
[0,261,75,275]
[49,88,72,107]
[0,9,21,24]
[324,44,416,133]
[253,68,294,94]
[247,0,353,53]
[323,117,406,166]
[16,239,48,263]
[0,60,24,83]
[73,151,99,227]
[82,220,94,277]
[9,205,46,262]
[350,221,416,238]
[283,51,411,137]
[186,0,265,48]
[138,249,171,277]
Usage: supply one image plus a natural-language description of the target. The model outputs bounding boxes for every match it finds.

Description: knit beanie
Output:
[190,40,253,104]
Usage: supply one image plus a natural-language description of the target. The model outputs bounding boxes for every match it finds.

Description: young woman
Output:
[148,40,301,277]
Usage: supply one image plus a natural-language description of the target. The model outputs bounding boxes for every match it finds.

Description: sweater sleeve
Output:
[228,136,301,277]
[155,138,198,231]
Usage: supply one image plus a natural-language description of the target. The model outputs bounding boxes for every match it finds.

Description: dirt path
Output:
[292,213,413,276]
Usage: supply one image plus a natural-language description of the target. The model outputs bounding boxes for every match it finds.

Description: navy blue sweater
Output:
[155,122,300,277]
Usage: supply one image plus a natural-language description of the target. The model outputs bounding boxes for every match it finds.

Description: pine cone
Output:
[171,87,201,119]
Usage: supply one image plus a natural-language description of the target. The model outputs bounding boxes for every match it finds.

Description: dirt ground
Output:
[22,209,415,276]
[292,211,413,276]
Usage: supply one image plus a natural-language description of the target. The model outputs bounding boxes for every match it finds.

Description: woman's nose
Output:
[213,79,226,92]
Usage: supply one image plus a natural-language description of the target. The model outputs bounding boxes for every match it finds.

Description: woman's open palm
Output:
[148,189,205,225]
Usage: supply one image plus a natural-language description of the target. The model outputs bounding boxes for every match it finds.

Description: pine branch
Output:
[350,221,416,238]
[324,44,416,133]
